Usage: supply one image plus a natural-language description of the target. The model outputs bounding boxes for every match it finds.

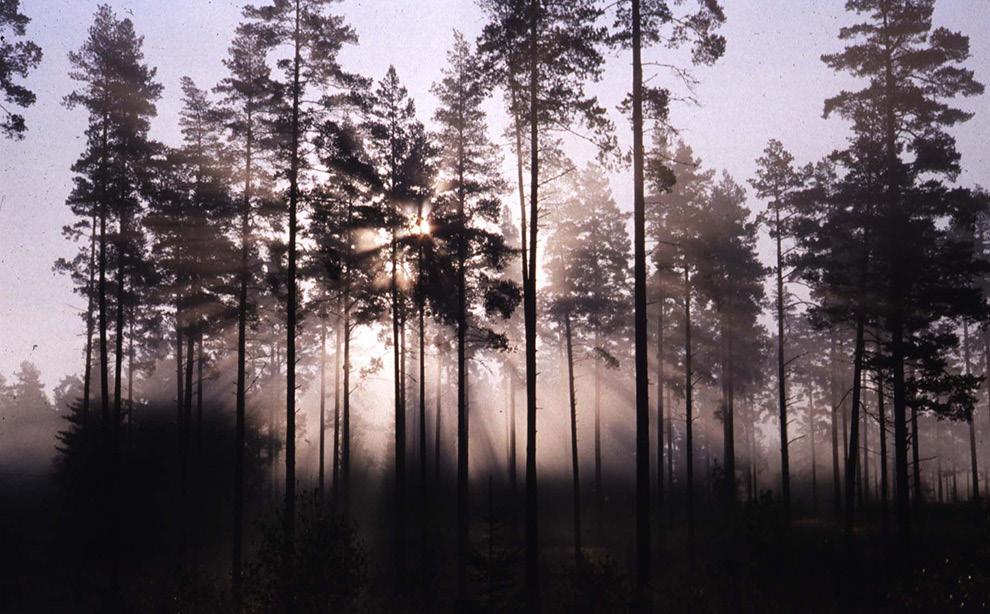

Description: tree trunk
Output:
[844,311,866,537]
[419,297,427,499]
[965,323,980,502]
[830,330,842,521]
[911,397,921,508]
[332,304,342,502]
[809,389,817,513]
[595,337,603,535]
[774,204,789,524]
[878,367,888,534]
[456,134,470,605]
[435,349,443,481]
[722,313,736,518]
[232,103,251,605]
[684,265,695,565]
[564,315,582,567]
[630,0,652,603]
[524,1,541,609]
[284,0,302,556]
[655,295,664,517]
[319,312,327,502]
[83,212,97,426]
[862,385,870,507]
[341,284,352,520]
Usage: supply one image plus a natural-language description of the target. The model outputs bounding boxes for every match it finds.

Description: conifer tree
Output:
[430,33,519,602]
[479,5,611,605]
[614,2,725,599]
[215,22,276,605]
[0,0,41,138]
[751,138,805,524]
[361,64,432,589]
[821,0,984,543]
[242,0,360,555]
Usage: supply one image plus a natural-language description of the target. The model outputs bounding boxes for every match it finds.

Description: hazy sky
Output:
[1,0,988,391]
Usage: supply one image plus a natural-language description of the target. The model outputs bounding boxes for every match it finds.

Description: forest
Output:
[1,0,989,612]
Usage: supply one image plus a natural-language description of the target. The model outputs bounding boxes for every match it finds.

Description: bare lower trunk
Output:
[564,315,581,566]
[683,265,695,565]
[524,1,541,608]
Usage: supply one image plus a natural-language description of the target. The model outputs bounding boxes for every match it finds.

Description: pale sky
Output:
[1,0,988,391]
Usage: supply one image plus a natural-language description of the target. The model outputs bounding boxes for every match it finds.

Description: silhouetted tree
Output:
[243,0,360,555]
[613,1,725,601]
[430,32,519,602]
[821,0,985,544]
[0,0,41,138]
[479,4,611,607]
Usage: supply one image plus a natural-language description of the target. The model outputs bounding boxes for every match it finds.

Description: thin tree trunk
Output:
[723,313,736,518]
[862,388,870,507]
[595,338,603,534]
[283,0,302,556]
[435,349,442,481]
[844,311,866,537]
[524,1,541,608]
[456,129,470,604]
[655,295,664,517]
[684,265,695,566]
[319,312,327,502]
[878,367,888,534]
[830,330,842,520]
[83,212,97,426]
[332,304,342,502]
[232,102,252,609]
[341,283,352,520]
[774,203,789,524]
[630,0,652,604]
[809,388,817,513]
[419,297,427,499]
[965,323,980,502]
[564,315,582,567]
[911,396,921,508]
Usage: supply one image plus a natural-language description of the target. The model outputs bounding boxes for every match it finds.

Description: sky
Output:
[0,0,988,392]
